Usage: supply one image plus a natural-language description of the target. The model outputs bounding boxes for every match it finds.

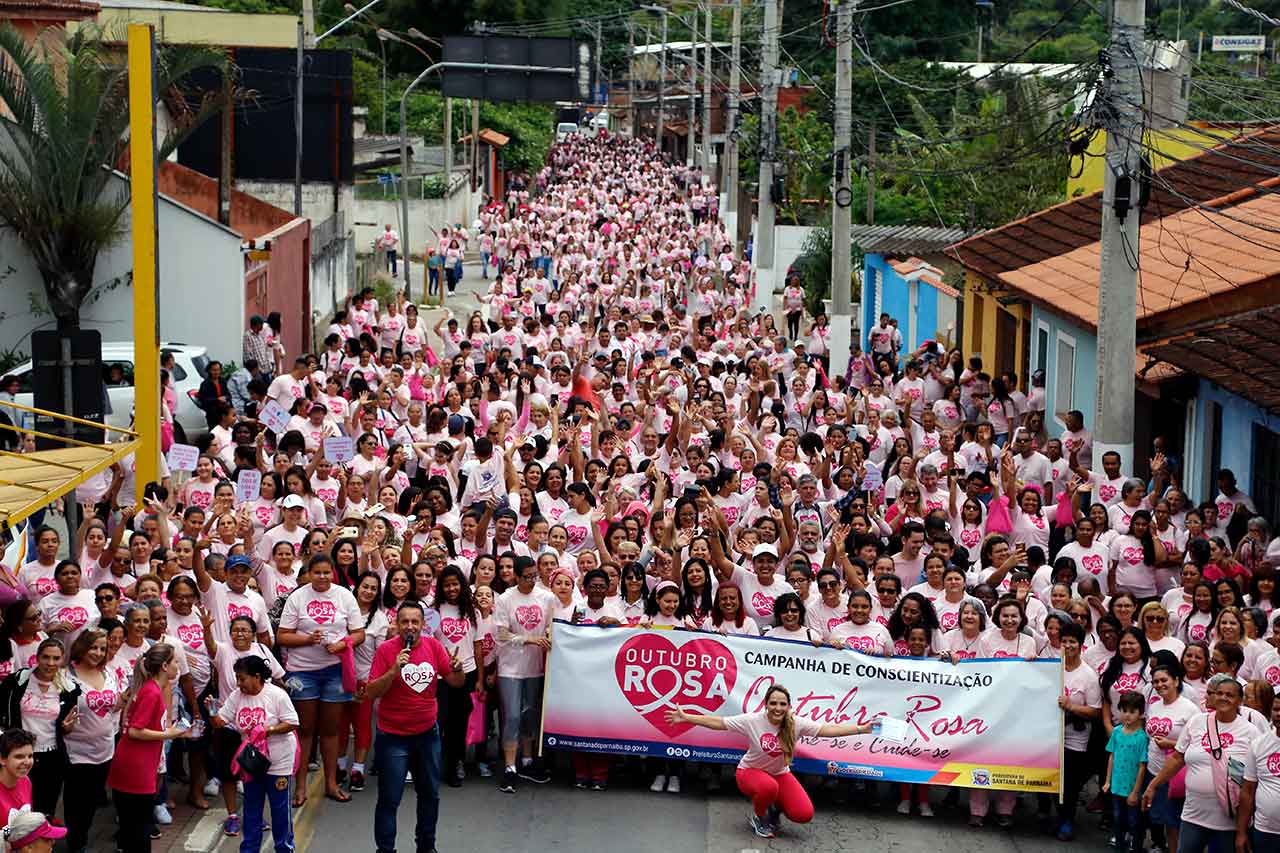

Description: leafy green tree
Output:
[0,25,231,330]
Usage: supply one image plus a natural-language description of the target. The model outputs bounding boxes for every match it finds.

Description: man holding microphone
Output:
[367,601,465,853]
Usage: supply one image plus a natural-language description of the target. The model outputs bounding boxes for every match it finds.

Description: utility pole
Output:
[656,13,667,155]
[471,99,480,192]
[830,0,854,374]
[594,20,603,108]
[444,97,452,191]
[1095,0,1146,474]
[628,21,636,135]
[702,2,712,176]
[294,19,304,216]
[865,123,876,224]
[753,0,782,312]
[686,59,696,168]
[723,1,741,246]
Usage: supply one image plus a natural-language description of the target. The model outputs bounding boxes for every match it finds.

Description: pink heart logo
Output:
[1217,500,1234,519]
[401,661,437,693]
[759,732,781,755]
[255,506,275,527]
[751,591,775,616]
[940,611,959,631]
[515,605,543,631]
[614,633,736,738]
[440,617,469,643]
[177,623,204,648]
[1147,717,1172,738]
[1265,665,1280,687]
[844,635,876,653]
[960,529,981,548]
[992,650,1018,658]
[1099,485,1117,502]
[1081,555,1104,575]
[228,604,253,621]
[565,525,588,547]
[57,607,89,626]
[1202,731,1234,749]
[480,634,495,657]
[85,689,116,717]
[236,707,267,731]
[34,577,57,596]
[1116,672,1142,691]
[190,490,212,509]
[827,616,845,633]
[1122,546,1144,565]
[1190,624,1207,642]
[893,640,910,656]
[1267,753,1280,775]
[306,600,337,624]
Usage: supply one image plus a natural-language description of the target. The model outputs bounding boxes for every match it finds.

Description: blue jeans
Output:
[1178,821,1235,853]
[1112,794,1143,850]
[1253,828,1280,853]
[375,726,441,853]
[242,774,293,853]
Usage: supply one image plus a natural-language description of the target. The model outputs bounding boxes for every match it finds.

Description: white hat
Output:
[752,543,778,559]
[282,494,306,510]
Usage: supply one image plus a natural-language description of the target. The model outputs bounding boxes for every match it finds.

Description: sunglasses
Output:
[818,580,841,590]
[780,607,802,614]
[1145,616,1167,623]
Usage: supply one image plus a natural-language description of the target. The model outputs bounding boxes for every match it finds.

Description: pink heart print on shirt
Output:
[1115,672,1143,692]
[1189,624,1207,642]
[228,603,253,621]
[1098,484,1117,503]
[1266,752,1280,775]
[254,506,275,527]
[177,623,204,649]
[759,732,782,757]
[401,661,437,693]
[1264,665,1280,687]
[514,605,544,631]
[85,689,116,717]
[827,616,846,633]
[34,577,57,597]
[236,707,268,731]
[1147,717,1172,738]
[1217,500,1234,520]
[1081,554,1105,575]
[565,525,588,548]
[306,599,337,624]
[940,611,959,631]
[844,635,878,654]
[1121,546,1145,566]
[751,591,775,617]
[614,633,737,738]
[57,607,90,627]
[992,650,1019,658]
[893,640,910,656]
[439,617,469,644]
[189,490,213,509]
[959,529,981,549]
[1201,730,1234,749]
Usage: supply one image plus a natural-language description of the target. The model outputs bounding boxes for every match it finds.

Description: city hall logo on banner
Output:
[971,768,992,787]
[615,632,737,737]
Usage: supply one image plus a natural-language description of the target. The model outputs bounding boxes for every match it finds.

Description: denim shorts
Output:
[286,664,351,703]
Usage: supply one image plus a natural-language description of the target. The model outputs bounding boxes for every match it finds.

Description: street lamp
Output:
[640,5,668,154]
[295,0,384,215]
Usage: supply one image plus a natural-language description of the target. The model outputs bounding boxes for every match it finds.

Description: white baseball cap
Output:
[752,544,779,559]
[281,494,306,510]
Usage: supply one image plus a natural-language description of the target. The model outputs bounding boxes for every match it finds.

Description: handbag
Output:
[1166,748,1187,799]
[339,636,358,694]
[465,692,487,746]
[231,737,270,782]
[1205,712,1242,818]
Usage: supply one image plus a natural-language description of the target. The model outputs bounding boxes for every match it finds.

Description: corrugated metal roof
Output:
[850,224,977,254]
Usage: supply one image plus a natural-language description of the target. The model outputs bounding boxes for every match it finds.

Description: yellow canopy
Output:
[0,402,139,526]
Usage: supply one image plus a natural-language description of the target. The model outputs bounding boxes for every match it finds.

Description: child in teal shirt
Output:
[1104,691,1149,852]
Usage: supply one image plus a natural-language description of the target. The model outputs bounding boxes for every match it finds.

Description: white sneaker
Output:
[153,805,173,825]
[649,774,667,792]
[919,802,934,817]
[897,799,912,815]
[203,778,221,797]
[666,775,681,794]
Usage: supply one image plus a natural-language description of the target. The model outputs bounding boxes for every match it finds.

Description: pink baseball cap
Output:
[623,500,650,522]
[5,816,67,849]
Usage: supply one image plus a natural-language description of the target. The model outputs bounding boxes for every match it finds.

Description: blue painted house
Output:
[947,133,1280,522]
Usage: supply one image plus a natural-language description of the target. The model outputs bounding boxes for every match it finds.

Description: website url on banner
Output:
[543,736,740,762]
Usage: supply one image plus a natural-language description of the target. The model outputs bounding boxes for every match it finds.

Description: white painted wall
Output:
[0,173,245,363]
[350,183,477,256]
[236,181,356,234]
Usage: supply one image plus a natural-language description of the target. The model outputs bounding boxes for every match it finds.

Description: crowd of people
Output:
[0,131,1279,853]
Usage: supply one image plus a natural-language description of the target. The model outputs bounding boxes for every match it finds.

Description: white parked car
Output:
[555,121,580,142]
[5,342,212,443]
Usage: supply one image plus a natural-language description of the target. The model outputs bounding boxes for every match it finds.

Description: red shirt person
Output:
[366,601,464,853]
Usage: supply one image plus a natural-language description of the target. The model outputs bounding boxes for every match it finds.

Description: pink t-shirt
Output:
[217,683,299,776]
[725,710,822,775]
[0,776,32,826]
[279,584,363,672]
[828,621,892,656]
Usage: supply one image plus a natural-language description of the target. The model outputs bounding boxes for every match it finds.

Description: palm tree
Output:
[0,23,232,330]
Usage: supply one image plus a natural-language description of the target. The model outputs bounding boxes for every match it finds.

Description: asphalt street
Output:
[296,766,1113,853]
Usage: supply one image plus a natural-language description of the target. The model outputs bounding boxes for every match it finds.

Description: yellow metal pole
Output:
[128,24,160,491]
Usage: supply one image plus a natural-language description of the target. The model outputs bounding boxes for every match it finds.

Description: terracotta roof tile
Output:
[0,0,100,18]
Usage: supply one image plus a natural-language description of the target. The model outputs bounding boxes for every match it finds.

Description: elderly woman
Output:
[1141,674,1261,852]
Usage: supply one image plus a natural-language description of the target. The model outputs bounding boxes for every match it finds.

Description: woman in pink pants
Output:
[665,684,874,839]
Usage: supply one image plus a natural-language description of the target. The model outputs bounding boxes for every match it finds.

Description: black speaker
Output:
[29,330,106,449]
